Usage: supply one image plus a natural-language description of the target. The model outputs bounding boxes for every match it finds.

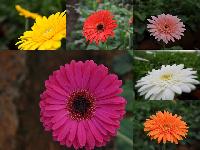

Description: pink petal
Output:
[57,120,73,141]
[77,122,86,147]
[52,117,67,130]
[87,120,103,143]
[45,105,65,111]
[68,120,78,142]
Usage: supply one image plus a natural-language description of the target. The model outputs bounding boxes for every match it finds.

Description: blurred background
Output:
[133,0,200,50]
[133,50,200,100]
[66,0,133,50]
[0,0,66,50]
[133,101,200,150]
[0,51,133,150]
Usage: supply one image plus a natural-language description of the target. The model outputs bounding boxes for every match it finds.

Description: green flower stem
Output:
[85,41,89,49]
[93,1,97,10]
[105,42,109,50]
[25,19,29,30]
[117,131,133,146]
[162,42,166,50]
[162,143,166,150]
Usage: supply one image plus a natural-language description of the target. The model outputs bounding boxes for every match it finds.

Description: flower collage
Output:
[0,0,200,150]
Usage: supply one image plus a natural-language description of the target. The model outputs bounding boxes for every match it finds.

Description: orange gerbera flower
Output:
[144,111,188,144]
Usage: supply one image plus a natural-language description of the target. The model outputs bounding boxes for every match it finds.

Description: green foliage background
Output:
[112,51,133,150]
[0,0,65,49]
[67,0,133,50]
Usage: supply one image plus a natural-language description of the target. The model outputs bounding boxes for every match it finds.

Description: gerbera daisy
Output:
[15,5,42,19]
[40,60,126,150]
[83,10,117,45]
[147,14,185,44]
[16,11,66,50]
[135,64,199,100]
[144,111,188,144]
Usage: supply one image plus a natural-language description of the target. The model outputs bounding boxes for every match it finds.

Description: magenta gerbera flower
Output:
[39,60,126,150]
[147,14,185,44]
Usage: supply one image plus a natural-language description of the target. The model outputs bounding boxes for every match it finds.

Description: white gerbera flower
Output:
[136,64,200,100]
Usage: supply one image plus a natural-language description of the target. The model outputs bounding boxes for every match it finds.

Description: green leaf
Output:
[112,53,133,75]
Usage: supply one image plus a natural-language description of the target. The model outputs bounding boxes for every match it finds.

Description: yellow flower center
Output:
[163,124,170,130]
[160,73,172,81]
[43,28,52,35]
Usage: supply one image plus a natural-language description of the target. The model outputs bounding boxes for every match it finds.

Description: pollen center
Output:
[164,25,169,29]
[163,124,170,130]
[42,28,53,37]
[160,124,173,133]
[160,73,172,81]
[67,90,95,120]
[97,23,104,31]
[162,24,171,33]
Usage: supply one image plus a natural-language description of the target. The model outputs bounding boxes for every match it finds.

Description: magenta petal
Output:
[45,105,65,111]
[94,74,117,93]
[88,65,108,92]
[96,118,116,135]
[95,111,119,126]
[68,120,78,142]
[43,110,58,117]
[57,120,73,141]
[73,134,80,149]
[45,98,66,105]
[64,64,77,89]
[77,122,86,147]
[51,110,66,123]
[87,120,103,143]
[74,61,84,88]
[46,89,66,100]
[96,109,119,119]
[55,66,72,92]
[92,118,107,136]
[96,87,123,99]
[49,84,67,96]
[82,60,97,89]
[81,63,91,88]
[52,117,67,130]
[96,96,125,103]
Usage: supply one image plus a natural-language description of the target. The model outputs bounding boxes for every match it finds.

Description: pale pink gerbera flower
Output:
[147,14,185,44]
[39,60,126,150]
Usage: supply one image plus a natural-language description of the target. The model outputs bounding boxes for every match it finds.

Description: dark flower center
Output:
[164,25,169,29]
[67,90,95,120]
[72,96,91,115]
[97,23,104,31]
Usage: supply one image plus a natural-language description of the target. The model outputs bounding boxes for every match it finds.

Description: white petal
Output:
[170,85,182,94]
[184,78,200,84]
[151,91,164,100]
[186,83,196,90]
[138,84,153,92]
[144,86,161,99]
[179,84,191,93]
[161,88,175,100]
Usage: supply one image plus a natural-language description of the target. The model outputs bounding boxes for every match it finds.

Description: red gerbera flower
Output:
[83,10,118,45]
[40,60,126,150]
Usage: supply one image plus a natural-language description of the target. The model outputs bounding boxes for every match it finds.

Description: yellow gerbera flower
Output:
[15,5,42,19]
[16,11,66,50]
